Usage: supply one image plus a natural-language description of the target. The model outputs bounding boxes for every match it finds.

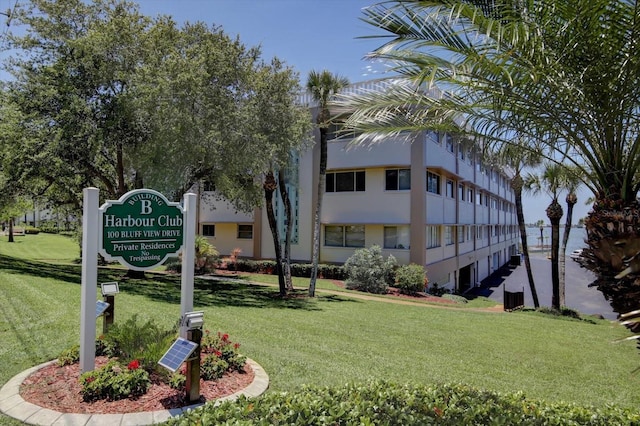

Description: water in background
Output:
[525,226,586,253]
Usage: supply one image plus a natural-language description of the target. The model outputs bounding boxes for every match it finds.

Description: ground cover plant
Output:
[1,234,639,425]
[165,381,640,425]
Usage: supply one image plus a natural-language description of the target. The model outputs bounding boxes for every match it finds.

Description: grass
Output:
[1,233,639,425]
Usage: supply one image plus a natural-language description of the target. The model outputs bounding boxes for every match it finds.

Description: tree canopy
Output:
[336,0,640,203]
[2,0,309,212]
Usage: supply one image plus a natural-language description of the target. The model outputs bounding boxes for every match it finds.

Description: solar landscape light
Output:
[100,281,119,296]
[182,311,204,330]
[100,282,119,333]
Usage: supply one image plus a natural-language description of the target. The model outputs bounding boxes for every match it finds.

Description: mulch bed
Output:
[19,356,254,414]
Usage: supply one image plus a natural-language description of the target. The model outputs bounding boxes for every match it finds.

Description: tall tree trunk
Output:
[559,193,577,307]
[277,168,294,291]
[116,142,127,197]
[547,199,563,310]
[309,127,328,297]
[8,218,14,243]
[264,171,286,296]
[512,175,539,307]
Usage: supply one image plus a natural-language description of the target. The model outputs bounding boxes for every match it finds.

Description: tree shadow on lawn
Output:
[0,254,81,285]
[102,271,356,311]
[0,254,356,311]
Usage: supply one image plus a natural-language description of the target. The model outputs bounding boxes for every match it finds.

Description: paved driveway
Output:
[474,253,617,319]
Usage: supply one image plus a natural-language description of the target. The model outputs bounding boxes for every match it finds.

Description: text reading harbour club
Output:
[103,214,183,228]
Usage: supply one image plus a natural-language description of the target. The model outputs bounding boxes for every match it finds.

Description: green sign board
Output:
[100,189,184,270]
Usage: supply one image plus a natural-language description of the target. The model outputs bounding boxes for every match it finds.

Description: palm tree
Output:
[558,167,582,307]
[493,142,542,308]
[263,170,287,295]
[525,164,564,310]
[335,0,640,312]
[306,70,349,297]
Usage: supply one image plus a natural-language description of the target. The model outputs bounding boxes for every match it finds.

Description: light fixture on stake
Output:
[182,311,204,403]
[100,282,119,333]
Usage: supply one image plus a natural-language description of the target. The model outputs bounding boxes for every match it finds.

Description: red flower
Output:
[85,376,95,383]
[222,333,229,341]
[127,359,140,370]
[214,350,222,357]
[234,342,240,349]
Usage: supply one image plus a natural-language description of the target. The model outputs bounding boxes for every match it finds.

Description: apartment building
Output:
[198,80,519,292]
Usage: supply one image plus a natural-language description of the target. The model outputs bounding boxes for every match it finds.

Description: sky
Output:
[0,0,593,223]
[136,0,387,84]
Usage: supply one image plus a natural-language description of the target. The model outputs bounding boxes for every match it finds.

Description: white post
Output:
[80,187,99,372]
[180,192,197,337]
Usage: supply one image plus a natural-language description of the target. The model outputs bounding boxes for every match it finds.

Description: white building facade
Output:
[198,81,519,292]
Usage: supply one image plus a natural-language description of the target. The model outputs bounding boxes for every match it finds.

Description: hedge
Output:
[163,381,639,425]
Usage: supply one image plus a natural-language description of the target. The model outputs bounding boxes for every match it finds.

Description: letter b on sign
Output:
[141,200,152,215]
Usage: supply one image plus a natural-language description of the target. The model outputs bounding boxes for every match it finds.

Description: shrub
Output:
[165,236,219,274]
[343,245,396,294]
[24,226,40,234]
[442,294,468,304]
[201,356,229,380]
[57,345,80,366]
[201,330,246,372]
[79,359,150,401]
[194,235,219,274]
[537,306,583,320]
[38,220,60,234]
[290,263,346,280]
[58,338,119,366]
[394,264,426,294]
[427,282,450,297]
[168,371,186,390]
[101,314,176,370]
[165,381,640,425]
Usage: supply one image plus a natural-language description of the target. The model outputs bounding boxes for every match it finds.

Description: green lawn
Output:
[1,233,639,425]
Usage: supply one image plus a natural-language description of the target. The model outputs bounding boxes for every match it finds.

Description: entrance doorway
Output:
[459,264,472,292]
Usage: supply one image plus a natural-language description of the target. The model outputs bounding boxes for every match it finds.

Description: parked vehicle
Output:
[570,249,583,261]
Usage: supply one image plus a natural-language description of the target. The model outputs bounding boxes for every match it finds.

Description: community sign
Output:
[99,189,184,270]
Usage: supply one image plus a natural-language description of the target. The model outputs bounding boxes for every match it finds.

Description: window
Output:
[202,224,215,237]
[467,188,474,203]
[237,224,253,239]
[458,144,465,160]
[491,197,498,209]
[458,225,465,243]
[467,225,473,241]
[384,226,410,249]
[444,133,454,152]
[458,184,465,201]
[427,226,441,248]
[427,171,441,194]
[326,171,366,192]
[476,192,482,205]
[427,130,440,144]
[446,179,455,198]
[324,225,365,247]
[445,226,454,245]
[385,169,411,190]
